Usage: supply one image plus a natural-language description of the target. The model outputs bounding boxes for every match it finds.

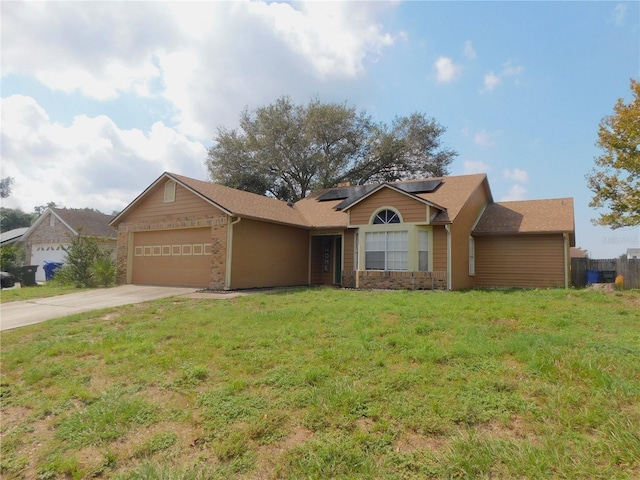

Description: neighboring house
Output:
[628,248,640,260]
[110,172,575,291]
[0,227,29,246]
[22,208,117,282]
[570,247,589,258]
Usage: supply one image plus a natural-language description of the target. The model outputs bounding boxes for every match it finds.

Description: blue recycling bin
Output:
[586,269,601,285]
[43,261,63,281]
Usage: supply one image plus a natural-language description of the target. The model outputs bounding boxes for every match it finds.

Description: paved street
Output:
[0,285,198,331]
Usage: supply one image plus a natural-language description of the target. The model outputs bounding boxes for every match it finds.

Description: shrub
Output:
[54,235,115,288]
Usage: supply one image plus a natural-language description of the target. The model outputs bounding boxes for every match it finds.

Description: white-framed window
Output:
[164,180,176,203]
[354,232,359,270]
[373,209,401,224]
[469,237,475,276]
[418,229,429,271]
[365,231,408,271]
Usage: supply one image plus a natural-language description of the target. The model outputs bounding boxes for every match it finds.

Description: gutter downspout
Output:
[445,224,452,291]
[225,216,242,290]
[563,232,569,289]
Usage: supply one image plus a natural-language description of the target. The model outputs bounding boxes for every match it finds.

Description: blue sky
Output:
[1,1,638,257]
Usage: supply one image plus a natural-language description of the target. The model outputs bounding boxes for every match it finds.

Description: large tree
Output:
[0,208,35,233]
[0,177,14,199]
[587,79,640,228]
[206,97,456,201]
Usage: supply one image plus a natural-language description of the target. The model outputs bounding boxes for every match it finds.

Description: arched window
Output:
[373,209,400,224]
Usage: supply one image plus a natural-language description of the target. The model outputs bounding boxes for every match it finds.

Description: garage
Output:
[30,243,69,282]
[132,228,212,288]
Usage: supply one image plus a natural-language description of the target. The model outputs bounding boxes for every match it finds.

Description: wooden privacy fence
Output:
[572,258,640,289]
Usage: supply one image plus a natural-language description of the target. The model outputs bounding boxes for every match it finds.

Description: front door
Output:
[311,235,343,286]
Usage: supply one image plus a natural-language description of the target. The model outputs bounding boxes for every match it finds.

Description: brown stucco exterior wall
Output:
[474,234,566,288]
[230,218,309,289]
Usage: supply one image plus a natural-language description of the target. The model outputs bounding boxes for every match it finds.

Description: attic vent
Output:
[164,180,176,203]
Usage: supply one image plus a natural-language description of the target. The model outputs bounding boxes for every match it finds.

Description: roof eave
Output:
[110,172,234,227]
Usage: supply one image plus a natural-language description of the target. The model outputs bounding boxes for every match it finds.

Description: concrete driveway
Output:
[0,285,199,331]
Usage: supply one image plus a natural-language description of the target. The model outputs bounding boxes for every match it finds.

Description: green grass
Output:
[0,282,89,303]
[1,287,639,479]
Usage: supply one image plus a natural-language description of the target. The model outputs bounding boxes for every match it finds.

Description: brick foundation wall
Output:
[343,270,447,290]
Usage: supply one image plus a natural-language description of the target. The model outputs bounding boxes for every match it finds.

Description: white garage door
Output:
[31,244,69,282]
[132,228,212,288]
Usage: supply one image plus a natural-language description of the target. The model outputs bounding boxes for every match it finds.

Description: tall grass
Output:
[1,288,639,479]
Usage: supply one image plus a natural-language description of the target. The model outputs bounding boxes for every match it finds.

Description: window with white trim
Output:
[469,237,475,276]
[373,209,400,224]
[365,231,408,271]
[418,229,429,271]
[354,232,359,270]
[164,180,176,203]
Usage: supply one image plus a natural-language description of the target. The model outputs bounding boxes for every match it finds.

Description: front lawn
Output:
[1,288,639,479]
[0,282,89,304]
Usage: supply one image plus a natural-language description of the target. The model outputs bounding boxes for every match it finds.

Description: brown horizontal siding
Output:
[124,182,221,223]
[432,226,448,273]
[349,188,427,225]
[475,234,565,288]
[449,183,490,290]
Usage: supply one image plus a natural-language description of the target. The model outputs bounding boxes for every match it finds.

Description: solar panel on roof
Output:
[396,179,442,194]
[317,188,352,201]
[334,184,380,210]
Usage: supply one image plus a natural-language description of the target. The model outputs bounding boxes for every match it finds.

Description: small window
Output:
[164,180,176,203]
[373,210,400,224]
[469,237,475,276]
[418,230,429,271]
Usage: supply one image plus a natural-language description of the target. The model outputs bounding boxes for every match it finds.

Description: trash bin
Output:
[17,265,39,287]
[586,269,601,285]
[601,270,616,283]
[43,261,63,281]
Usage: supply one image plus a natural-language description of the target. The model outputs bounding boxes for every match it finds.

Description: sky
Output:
[1,0,639,258]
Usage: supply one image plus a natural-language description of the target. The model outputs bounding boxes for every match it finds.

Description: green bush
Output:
[0,244,26,273]
[54,235,116,288]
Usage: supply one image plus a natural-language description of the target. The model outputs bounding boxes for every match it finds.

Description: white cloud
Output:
[482,63,524,92]
[483,71,501,91]
[434,56,463,83]
[2,1,402,139]
[503,168,529,183]
[0,95,207,214]
[613,3,627,25]
[473,130,498,147]
[501,184,527,201]
[462,160,490,174]
[463,40,477,59]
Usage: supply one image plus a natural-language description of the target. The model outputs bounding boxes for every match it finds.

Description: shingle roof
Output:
[114,172,572,237]
[52,208,117,238]
[473,198,575,234]
[170,173,310,228]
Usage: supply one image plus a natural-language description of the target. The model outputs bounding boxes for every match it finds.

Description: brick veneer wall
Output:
[26,212,116,263]
[24,213,76,261]
[342,270,447,290]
